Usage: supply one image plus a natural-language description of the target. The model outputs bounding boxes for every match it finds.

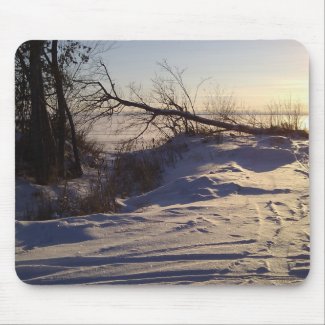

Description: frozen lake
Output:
[87,113,309,152]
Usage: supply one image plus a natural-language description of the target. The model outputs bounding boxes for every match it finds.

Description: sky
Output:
[96,40,309,112]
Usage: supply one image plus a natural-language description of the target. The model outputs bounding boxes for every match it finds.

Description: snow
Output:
[15,134,309,285]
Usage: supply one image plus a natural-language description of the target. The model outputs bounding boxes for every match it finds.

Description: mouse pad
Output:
[15,40,309,285]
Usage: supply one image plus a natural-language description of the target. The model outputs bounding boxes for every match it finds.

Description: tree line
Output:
[15,40,93,184]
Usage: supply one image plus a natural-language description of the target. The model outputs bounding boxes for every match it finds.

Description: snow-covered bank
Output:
[15,134,309,285]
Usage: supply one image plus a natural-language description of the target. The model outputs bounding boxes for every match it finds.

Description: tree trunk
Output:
[29,40,56,184]
[51,41,82,178]
[108,95,308,138]
[51,40,82,178]
[65,106,83,177]
[51,40,66,178]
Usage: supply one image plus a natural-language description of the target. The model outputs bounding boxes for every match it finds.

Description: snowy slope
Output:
[15,134,309,285]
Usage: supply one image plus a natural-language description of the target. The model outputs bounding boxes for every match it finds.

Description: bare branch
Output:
[74,62,308,138]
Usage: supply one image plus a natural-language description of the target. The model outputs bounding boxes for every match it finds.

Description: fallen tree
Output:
[75,61,308,139]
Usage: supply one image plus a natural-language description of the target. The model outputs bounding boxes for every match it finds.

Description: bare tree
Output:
[51,40,66,177]
[16,40,100,182]
[204,86,238,124]
[29,41,57,184]
[50,40,83,177]
[150,60,211,134]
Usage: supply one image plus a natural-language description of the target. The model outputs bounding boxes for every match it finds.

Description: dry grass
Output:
[267,99,307,131]
[111,137,189,197]
[25,169,117,221]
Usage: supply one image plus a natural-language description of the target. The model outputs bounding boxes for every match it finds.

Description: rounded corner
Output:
[15,265,32,286]
[299,267,310,283]
[289,267,310,285]
[288,40,309,60]
[15,40,31,57]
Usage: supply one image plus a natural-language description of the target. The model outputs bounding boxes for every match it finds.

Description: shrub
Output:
[111,137,189,197]
[25,169,117,221]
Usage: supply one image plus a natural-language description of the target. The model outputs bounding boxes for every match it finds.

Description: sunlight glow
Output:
[99,40,309,112]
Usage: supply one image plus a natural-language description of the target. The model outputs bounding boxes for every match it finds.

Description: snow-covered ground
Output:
[15,134,309,285]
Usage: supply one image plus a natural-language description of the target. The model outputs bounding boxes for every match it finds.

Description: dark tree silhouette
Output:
[15,40,91,183]
[51,40,82,177]
[29,41,57,184]
[51,40,66,177]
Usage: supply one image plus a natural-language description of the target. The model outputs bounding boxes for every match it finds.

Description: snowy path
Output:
[15,135,309,285]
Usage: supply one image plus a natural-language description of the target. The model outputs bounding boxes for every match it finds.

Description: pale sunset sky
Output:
[98,40,309,112]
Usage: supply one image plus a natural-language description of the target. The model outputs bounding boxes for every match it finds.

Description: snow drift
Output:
[15,134,310,285]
